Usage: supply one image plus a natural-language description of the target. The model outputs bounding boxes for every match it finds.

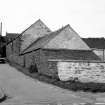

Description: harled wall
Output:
[57,61,105,83]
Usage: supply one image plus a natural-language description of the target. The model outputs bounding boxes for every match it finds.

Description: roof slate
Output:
[42,49,101,61]
[82,38,105,49]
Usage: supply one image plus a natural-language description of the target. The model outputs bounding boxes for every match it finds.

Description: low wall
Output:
[56,61,105,83]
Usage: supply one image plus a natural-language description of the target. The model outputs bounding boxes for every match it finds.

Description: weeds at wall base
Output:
[9,62,105,93]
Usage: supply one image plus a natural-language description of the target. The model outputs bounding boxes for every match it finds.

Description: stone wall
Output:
[8,54,24,66]
[56,61,105,83]
[6,43,13,59]
[13,37,21,54]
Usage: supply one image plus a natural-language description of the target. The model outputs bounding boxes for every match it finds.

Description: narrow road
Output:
[0,64,105,105]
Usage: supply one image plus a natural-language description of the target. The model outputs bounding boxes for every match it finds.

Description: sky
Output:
[0,0,105,37]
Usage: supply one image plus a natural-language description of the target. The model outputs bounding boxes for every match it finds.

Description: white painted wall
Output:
[57,61,105,83]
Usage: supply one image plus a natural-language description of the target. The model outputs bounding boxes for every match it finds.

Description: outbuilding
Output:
[20,25,101,81]
[6,19,51,66]
[83,38,105,61]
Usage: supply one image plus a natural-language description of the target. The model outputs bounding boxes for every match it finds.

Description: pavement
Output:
[0,64,105,105]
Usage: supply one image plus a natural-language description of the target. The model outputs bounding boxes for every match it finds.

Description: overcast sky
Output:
[0,0,105,37]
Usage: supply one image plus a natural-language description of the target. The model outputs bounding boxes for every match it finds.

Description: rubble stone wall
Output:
[57,61,105,83]
[8,54,24,66]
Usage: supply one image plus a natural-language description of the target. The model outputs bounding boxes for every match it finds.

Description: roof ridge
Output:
[36,19,51,32]
[20,19,43,35]
[67,25,91,50]
[6,19,51,45]
[6,20,40,42]
[55,24,70,32]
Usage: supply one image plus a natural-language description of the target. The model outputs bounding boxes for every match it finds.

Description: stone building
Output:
[20,24,102,82]
[6,33,20,59]
[6,20,105,83]
[20,19,51,52]
[6,19,51,66]
[83,38,105,61]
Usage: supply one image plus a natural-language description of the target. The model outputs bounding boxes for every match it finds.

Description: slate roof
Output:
[20,24,101,61]
[82,38,105,49]
[42,49,101,61]
[21,19,51,36]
